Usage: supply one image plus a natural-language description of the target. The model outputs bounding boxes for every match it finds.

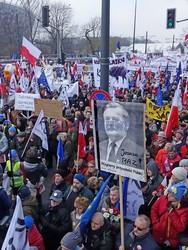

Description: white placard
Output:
[15,93,40,111]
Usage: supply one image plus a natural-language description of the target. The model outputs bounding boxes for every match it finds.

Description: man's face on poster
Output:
[103,106,129,142]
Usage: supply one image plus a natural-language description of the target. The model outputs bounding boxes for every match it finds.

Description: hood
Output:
[24,161,38,170]
[22,196,38,207]
[146,160,159,178]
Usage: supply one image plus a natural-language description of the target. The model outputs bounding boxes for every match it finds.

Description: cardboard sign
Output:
[34,99,63,119]
[146,98,171,121]
[15,93,40,111]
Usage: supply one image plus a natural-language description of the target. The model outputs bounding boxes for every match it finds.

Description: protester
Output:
[70,196,90,230]
[64,173,94,212]
[0,130,8,170]
[18,185,39,224]
[58,230,82,250]
[115,214,160,250]
[24,215,45,250]
[15,132,29,161]
[139,160,163,216]
[98,185,119,212]
[151,182,188,249]
[49,169,70,196]
[41,190,71,250]
[0,165,11,220]
[82,212,113,250]
[5,149,24,195]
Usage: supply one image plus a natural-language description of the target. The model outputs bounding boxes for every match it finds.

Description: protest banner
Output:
[34,99,63,119]
[92,54,127,88]
[15,93,40,111]
[146,98,171,121]
[93,100,146,182]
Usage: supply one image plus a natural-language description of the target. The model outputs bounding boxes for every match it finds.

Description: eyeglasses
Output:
[133,224,148,231]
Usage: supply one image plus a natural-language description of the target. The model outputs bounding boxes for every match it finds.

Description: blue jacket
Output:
[0,187,12,220]
[115,222,160,250]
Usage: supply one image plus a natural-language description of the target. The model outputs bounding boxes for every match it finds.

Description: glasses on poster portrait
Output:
[105,120,130,132]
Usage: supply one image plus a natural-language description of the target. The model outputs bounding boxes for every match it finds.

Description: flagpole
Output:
[76,145,80,173]
[119,175,125,250]
[21,131,33,159]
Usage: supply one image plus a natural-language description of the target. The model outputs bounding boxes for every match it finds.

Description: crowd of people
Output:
[0,60,188,250]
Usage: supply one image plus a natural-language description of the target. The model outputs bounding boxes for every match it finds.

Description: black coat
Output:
[83,218,113,250]
[42,202,71,250]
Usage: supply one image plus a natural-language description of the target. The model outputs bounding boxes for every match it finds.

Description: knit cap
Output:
[60,229,82,250]
[24,215,34,229]
[175,129,184,136]
[74,173,85,185]
[172,167,187,181]
[179,159,188,167]
[8,126,16,133]
[18,186,31,201]
[55,169,67,179]
[168,182,187,200]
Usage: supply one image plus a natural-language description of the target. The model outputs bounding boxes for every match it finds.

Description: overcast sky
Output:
[61,0,188,43]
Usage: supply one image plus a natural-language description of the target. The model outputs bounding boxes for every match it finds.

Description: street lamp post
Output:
[100,0,110,93]
[132,0,137,53]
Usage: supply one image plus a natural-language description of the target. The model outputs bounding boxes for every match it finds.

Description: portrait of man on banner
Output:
[93,101,146,181]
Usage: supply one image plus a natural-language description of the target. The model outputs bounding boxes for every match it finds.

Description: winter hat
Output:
[74,173,85,185]
[50,190,63,202]
[24,215,34,229]
[179,159,188,167]
[18,186,31,201]
[17,132,26,138]
[3,119,11,125]
[8,126,16,133]
[55,169,67,179]
[168,182,187,200]
[172,167,187,181]
[60,229,82,250]
[176,129,184,137]
[9,149,18,159]
[74,196,90,210]
[158,131,166,138]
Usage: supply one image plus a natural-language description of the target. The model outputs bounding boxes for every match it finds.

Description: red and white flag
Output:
[165,83,180,139]
[78,122,86,158]
[21,37,41,65]
[183,81,188,106]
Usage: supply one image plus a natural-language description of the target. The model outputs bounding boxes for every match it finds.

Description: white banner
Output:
[92,54,127,88]
[2,195,30,250]
[15,93,40,111]
[32,109,48,150]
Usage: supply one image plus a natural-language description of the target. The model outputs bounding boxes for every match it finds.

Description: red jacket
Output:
[27,224,45,250]
[160,154,181,176]
[180,144,188,159]
[151,195,188,248]
[155,149,168,169]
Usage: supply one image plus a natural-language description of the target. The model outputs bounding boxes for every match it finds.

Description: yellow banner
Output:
[146,98,171,121]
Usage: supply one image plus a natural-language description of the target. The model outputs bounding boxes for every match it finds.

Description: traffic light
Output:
[42,6,49,27]
[166,8,176,29]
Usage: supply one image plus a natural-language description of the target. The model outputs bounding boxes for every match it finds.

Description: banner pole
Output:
[119,175,125,250]
[76,145,80,173]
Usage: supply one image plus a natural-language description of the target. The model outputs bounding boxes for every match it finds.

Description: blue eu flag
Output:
[79,174,112,235]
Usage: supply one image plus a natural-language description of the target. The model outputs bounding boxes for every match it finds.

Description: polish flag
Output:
[183,81,188,106]
[165,83,180,139]
[21,37,41,66]
[78,122,86,159]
